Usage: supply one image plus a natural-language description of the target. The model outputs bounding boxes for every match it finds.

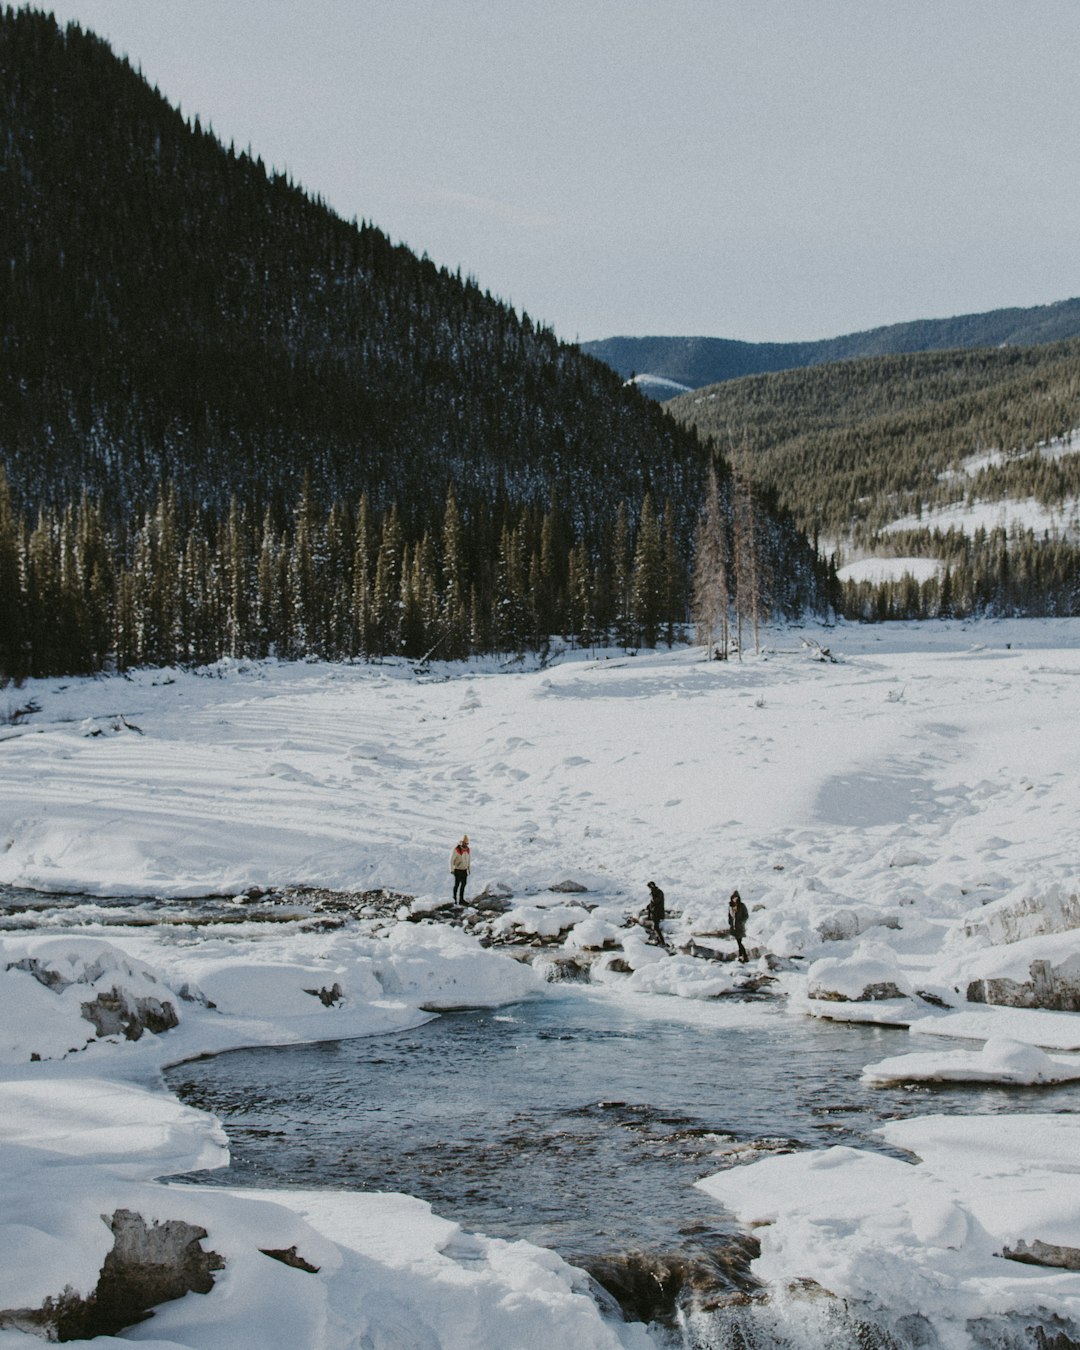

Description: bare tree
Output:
[692,462,730,659]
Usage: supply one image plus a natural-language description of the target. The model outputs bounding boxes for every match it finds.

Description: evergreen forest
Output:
[667,343,1080,622]
[0,7,831,680]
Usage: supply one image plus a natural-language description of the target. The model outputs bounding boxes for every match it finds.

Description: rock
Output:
[564,917,621,951]
[537,954,593,983]
[0,1209,224,1341]
[303,982,344,1007]
[471,894,513,914]
[80,987,179,1040]
[583,1231,761,1324]
[815,906,900,943]
[958,932,1080,1012]
[807,943,912,1003]
[967,959,1080,1013]
[1000,1238,1080,1270]
[548,879,588,893]
[473,881,514,902]
[961,884,1080,946]
[260,1245,320,1273]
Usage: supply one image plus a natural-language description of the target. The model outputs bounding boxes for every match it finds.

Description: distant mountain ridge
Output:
[582,298,1080,395]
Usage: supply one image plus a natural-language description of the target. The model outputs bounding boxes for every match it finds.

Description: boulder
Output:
[957,931,1080,1012]
[807,942,912,1003]
[80,987,179,1040]
[815,906,901,943]
[960,883,1080,947]
[0,1209,223,1341]
[1000,1238,1080,1271]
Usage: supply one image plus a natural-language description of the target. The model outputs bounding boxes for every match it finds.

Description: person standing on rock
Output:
[644,880,666,945]
[728,889,750,963]
[450,835,471,904]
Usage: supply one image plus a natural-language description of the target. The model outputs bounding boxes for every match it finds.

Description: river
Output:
[166,982,1079,1343]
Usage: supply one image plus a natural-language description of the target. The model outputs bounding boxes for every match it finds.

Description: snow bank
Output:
[862,1036,1080,1086]
[939,929,1080,1012]
[372,924,542,1008]
[698,1114,1080,1340]
[806,940,912,1003]
[0,936,189,1063]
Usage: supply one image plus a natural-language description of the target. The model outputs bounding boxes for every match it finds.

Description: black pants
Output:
[452,869,468,903]
[735,936,748,962]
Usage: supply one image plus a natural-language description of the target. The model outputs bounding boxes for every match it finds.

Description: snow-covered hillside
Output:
[2,619,1079,1348]
[837,429,1080,587]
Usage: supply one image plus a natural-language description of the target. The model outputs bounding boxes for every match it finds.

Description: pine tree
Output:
[630,492,663,648]
[371,505,404,654]
[222,496,252,658]
[610,501,632,650]
[493,520,528,654]
[661,497,682,647]
[255,510,282,657]
[324,499,352,660]
[565,540,593,650]
[72,491,113,670]
[0,467,27,680]
[351,493,373,657]
[440,486,468,659]
[289,478,320,655]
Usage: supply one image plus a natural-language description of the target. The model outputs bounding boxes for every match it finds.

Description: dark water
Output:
[166,987,1079,1272]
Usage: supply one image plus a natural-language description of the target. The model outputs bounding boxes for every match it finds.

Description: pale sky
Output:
[44,0,1080,344]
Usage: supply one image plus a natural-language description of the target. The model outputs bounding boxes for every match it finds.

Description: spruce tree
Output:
[630,492,663,648]
[610,501,632,650]
[0,467,27,680]
[440,486,468,659]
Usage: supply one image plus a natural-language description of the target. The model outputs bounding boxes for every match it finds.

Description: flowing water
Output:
[166,984,1080,1341]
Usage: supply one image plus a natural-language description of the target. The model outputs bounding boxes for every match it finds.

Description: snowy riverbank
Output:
[2,619,1079,1347]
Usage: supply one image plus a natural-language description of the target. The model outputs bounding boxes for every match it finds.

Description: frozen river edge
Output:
[2,619,1080,1349]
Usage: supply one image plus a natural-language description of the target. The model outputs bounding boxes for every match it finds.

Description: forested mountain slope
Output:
[0,7,830,677]
[667,342,1080,619]
[1,6,688,530]
[583,299,1080,395]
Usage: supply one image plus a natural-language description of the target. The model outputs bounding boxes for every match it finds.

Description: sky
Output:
[42,0,1080,345]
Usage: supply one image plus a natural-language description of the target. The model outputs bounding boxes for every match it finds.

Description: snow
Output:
[698,1114,1080,1335]
[626,373,692,397]
[881,493,1080,540]
[1,618,1080,1345]
[836,555,942,584]
[862,1036,1080,1086]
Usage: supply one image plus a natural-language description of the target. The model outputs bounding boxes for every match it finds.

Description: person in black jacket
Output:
[644,881,666,945]
[728,889,749,962]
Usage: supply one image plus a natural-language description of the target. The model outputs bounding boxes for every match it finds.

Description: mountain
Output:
[583,298,1080,396]
[665,340,1080,620]
[0,6,831,678]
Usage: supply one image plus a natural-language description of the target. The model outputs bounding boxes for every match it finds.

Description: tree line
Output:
[0,462,820,681]
[838,525,1080,622]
